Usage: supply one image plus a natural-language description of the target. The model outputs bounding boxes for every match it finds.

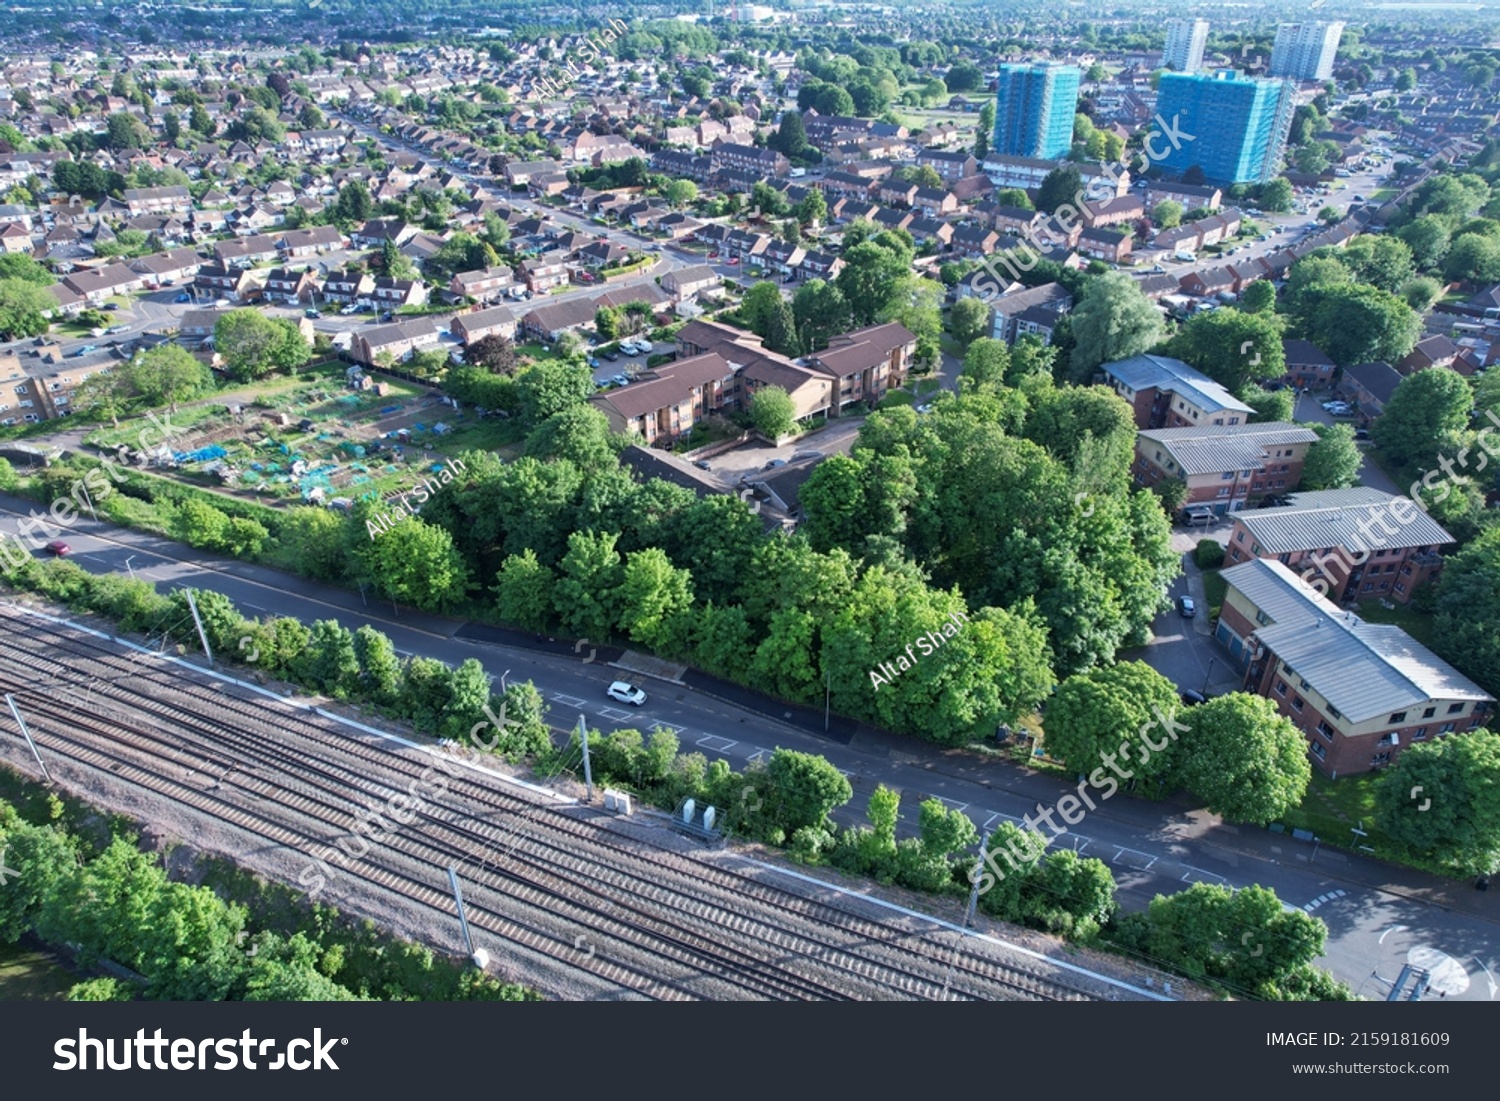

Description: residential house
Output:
[913,187,958,217]
[450,265,518,302]
[805,321,916,410]
[1343,361,1403,423]
[661,264,722,304]
[123,185,192,216]
[193,263,261,302]
[1221,487,1454,605]
[352,318,442,366]
[1282,338,1336,389]
[59,263,144,304]
[1399,334,1471,376]
[915,148,978,182]
[1144,181,1223,213]
[279,225,345,259]
[1218,558,1492,776]
[710,142,788,179]
[351,218,416,250]
[177,309,226,340]
[371,277,428,308]
[213,234,280,268]
[1133,422,1320,512]
[951,226,1001,259]
[989,282,1074,345]
[128,247,203,287]
[264,267,320,304]
[322,269,375,305]
[451,306,517,345]
[1078,227,1132,263]
[519,255,569,293]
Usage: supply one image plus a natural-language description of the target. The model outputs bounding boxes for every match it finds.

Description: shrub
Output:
[1194,539,1225,569]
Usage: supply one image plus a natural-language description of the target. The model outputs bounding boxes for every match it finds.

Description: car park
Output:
[606,681,647,706]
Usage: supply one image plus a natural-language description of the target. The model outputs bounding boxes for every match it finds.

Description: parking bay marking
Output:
[551,694,586,708]
[695,735,736,753]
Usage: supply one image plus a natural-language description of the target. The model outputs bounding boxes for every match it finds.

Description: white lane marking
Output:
[598,707,633,722]
[695,735,736,752]
[551,694,586,707]
[1180,864,1226,884]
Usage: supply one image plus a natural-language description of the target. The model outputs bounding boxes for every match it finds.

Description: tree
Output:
[1153,199,1183,229]
[1444,233,1500,284]
[769,110,808,157]
[665,178,698,208]
[740,280,784,338]
[1168,308,1285,396]
[0,254,55,286]
[948,296,990,346]
[1067,272,1164,383]
[514,360,595,427]
[945,61,982,93]
[352,624,402,703]
[466,334,518,375]
[0,278,53,339]
[360,517,471,610]
[494,549,555,631]
[792,278,851,352]
[190,102,213,136]
[1259,177,1295,213]
[127,343,212,411]
[616,547,694,650]
[1179,694,1312,824]
[993,187,1032,210]
[1240,279,1276,315]
[795,189,827,228]
[1300,423,1362,490]
[1401,275,1443,312]
[1132,882,1330,995]
[1433,528,1500,695]
[1317,205,1342,224]
[333,179,373,224]
[974,101,994,161]
[552,530,623,641]
[1397,215,1452,271]
[959,336,1010,389]
[765,299,801,356]
[213,310,308,381]
[750,385,797,439]
[105,112,150,150]
[72,368,133,428]
[524,404,617,469]
[1243,385,1294,423]
[836,237,913,326]
[1036,166,1083,215]
[594,304,625,342]
[1376,729,1500,876]
[1306,285,1421,366]
[1371,366,1473,472]
[763,749,853,838]
[1042,662,1182,785]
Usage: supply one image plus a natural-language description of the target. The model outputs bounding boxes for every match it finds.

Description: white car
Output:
[606,681,647,706]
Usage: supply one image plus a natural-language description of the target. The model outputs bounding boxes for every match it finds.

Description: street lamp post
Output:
[124,556,136,581]
[1200,657,1216,697]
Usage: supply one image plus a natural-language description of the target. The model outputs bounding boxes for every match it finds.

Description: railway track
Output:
[0,607,1112,1002]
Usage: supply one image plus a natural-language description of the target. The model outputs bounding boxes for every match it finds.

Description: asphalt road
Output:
[1,494,1495,999]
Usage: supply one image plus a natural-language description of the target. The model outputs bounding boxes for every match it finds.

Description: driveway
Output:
[1293,390,1401,496]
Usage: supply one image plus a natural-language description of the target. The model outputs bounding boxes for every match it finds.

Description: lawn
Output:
[879,390,916,408]
[1353,598,1437,649]
[0,942,82,1000]
[1279,769,1388,851]
[1370,188,1399,202]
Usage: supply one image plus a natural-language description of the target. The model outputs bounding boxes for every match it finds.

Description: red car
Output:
[707,251,719,259]
[45,541,71,556]
[727,256,740,265]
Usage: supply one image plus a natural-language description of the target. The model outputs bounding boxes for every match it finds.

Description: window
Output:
[1439,723,1455,734]
[1222,471,1234,480]
[1236,531,1245,543]
[1298,677,1309,690]
[1413,727,1428,740]
[1372,751,1392,765]
[1274,680,1288,696]
[1311,740,1326,760]
[1291,695,1304,712]
[1448,702,1465,714]
[1251,542,1261,555]
[1389,711,1408,724]
[1255,609,1271,626]
[1422,706,1435,718]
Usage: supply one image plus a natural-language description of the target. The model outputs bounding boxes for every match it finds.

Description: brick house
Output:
[1101,354,1254,430]
[1133,422,1319,513]
[1282,338,1335,389]
[1218,558,1492,777]
[1221,487,1454,605]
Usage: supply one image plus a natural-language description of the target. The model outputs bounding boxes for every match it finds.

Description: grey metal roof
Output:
[1223,559,1493,723]
[1102,354,1253,417]
[1137,421,1317,476]
[1236,490,1454,555]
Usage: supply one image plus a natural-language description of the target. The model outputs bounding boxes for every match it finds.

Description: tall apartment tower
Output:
[1154,71,1297,185]
[1162,19,1210,73]
[1269,21,1345,81]
[991,63,1082,160]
